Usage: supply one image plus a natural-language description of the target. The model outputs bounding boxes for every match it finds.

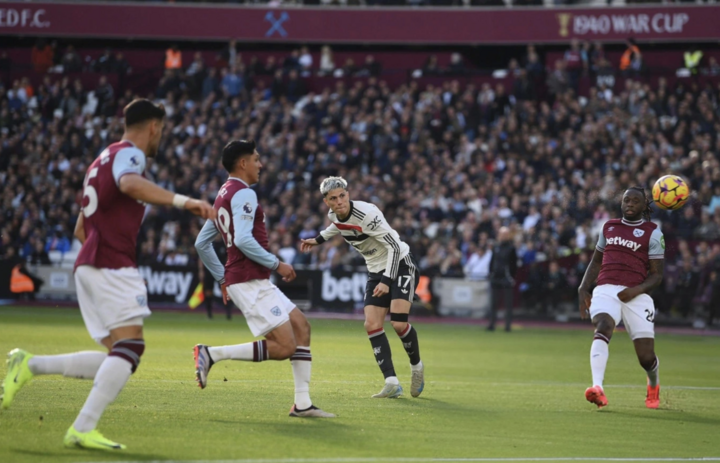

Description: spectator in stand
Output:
[284,49,301,72]
[524,45,543,78]
[93,49,115,73]
[547,60,569,103]
[32,39,54,73]
[165,44,182,70]
[707,57,720,76]
[223,39,239,68]
[260,55,278,75]
[45,225,71,254]
[220,66,243,98]
[319,46,335,76]
[202,68,220,99]
[620,37,642,76]
[464,244,492,281]
[94,76,114,117]
[448,53,466,75]
[423,55,441,76]
[299,46,313,76]
[357,55,382,77]
[564,39,583,92]
[61,45,82,73]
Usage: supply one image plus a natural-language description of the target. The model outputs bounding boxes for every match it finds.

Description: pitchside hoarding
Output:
[0,2,717,44]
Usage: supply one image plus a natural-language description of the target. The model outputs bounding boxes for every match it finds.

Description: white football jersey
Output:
[318,200,410,281]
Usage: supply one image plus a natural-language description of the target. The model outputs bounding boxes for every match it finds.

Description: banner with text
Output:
[0,3,717,44]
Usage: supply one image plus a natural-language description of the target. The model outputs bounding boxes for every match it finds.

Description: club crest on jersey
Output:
[633,229,645,237]
[243,202,253,214]
[606,236,642,252]
[608,226,614,231]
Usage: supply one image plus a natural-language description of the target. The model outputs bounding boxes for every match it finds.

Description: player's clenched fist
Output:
[277,262,296,282]
[185,199,216,220]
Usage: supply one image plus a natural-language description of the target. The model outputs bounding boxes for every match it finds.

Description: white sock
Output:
[28,352,107,379]
[386,376,399,385]
[290,346,312,410]
[646,357,660,387]
[208,340,268,362]
[73,356,132,433]
[410,360,423,372]
[590,337,609,388]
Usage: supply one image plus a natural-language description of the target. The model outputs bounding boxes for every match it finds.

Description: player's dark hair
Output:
[626,186,652,221]
[124,99,166,128]
[222,139,257,172]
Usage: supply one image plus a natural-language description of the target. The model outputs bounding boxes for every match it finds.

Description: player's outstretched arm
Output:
[73,214,86,244]
[119,174,216,219]
[578,249,603,319]
[301,223,340,253]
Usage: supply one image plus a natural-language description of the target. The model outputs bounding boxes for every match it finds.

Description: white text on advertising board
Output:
[572,13,689,36]
[0,8,49,28]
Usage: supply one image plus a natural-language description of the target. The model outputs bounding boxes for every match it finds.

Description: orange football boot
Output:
[585,386,608,408]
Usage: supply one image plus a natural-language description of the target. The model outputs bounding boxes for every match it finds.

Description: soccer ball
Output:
[652,175,690,210]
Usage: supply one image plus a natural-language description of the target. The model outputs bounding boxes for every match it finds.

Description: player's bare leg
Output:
[64,324,146,450]
[390,299,424,398]
[633,337,660,409]
[364,305,402,398]
[586,313,614,408]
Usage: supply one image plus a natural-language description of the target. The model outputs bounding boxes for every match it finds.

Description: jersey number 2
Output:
[216,207,233,248]
[645,309,655,323]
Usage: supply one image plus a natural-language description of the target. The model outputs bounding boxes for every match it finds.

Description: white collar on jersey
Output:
[228,177,250,187]
[621,218,644,227]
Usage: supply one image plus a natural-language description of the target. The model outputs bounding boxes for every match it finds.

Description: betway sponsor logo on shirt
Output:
[559,12,689,36]
[606,237,642,252]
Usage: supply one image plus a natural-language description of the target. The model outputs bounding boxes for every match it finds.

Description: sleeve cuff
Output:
[271,258,280,270]
[218,278,226,285]
[380,275,393,286]
[315,235,326,245]
[596,246,605,252]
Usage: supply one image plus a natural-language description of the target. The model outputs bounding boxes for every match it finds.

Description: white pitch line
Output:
[79,457,720,463]
[34,379,720,391]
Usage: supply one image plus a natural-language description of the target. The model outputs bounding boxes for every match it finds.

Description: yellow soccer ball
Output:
[652,175,690,210]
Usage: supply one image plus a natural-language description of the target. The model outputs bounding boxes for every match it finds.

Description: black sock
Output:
[398,324,421,366]
[368,329,396,379]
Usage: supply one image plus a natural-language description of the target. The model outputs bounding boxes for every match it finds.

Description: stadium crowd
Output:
[2,44,720,322]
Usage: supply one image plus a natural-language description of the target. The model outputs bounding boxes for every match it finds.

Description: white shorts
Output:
[75,265,151,345]
[226,279,295,337]
[589,284,655,340]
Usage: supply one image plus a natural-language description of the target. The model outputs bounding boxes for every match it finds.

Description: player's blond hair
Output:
[320,176,348,197]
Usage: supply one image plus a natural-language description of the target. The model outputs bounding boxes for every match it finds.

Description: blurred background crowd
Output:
[2,37,720,324]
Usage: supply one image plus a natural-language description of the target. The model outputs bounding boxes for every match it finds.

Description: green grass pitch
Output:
[0,306,719,463]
